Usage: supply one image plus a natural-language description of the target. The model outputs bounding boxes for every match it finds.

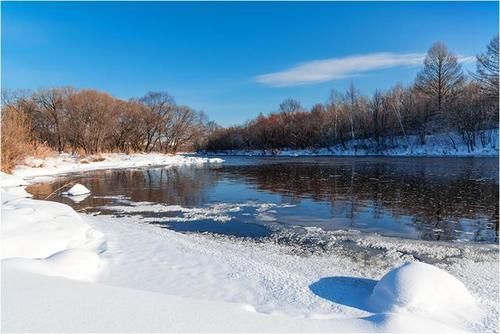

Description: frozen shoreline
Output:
[12,152,224,181]
[1,153,498,332]
[202,131,499,157]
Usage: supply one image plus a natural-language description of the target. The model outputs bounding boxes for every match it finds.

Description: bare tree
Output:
[385,85,409,144]
[473,35,499,102]
[137,92,176,152]
[34,87,74,152]
[163,106,199,153]
[328,89,343,144]
[415,42,465,114]
[345,82,358,141]
[66,90,116,154]
[278,99,303,149]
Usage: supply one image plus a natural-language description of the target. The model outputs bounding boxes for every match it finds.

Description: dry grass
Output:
[1,106,32,172]
[88,154,106,162]
[1,106,55,173]
[79,154,106,164]
[31,142,54,160]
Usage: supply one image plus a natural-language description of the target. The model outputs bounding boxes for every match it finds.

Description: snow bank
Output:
[1,193,103,261]
[0,172,32,198]
[0,171,28,187]
[1,183,106,284]
[205,131,499,157]
[3,249,102,282]
[81,214,497,332]
[12,152,224,180]
[2,268,379,333]
[368,262,481,324]
[63,183,91,196]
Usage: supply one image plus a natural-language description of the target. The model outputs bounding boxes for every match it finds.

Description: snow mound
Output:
[368,262,481,324]
[1,186,106,282]
[3,248,103,282]
[1,197,95,259]
[0,171,28,187]
[64,183,91,196]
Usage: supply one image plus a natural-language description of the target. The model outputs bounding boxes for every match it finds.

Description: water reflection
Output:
[28,157,498,243]
[28,166,220,209]
[219,157,498,241]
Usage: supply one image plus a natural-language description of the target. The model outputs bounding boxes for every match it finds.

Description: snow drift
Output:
[368,262,481,324]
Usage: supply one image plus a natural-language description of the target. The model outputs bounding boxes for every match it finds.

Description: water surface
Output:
[28,156,499,243]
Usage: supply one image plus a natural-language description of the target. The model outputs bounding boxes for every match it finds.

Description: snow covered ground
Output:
[204,131,499,157]
[1,153,499,332]
[12,152,224,181]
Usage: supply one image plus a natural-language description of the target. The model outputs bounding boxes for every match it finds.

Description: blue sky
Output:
[2,2,498,126]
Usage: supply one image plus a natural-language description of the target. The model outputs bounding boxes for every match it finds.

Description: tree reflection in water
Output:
[28,157,498,243]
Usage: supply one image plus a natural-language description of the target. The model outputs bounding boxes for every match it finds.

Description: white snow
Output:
[368,262,481,325]
[99,199,295,223]
[0,171,28,187]
[63,183,91,196]
[12,152,224,181]
[1,193,104,261]
[205,130,499,157]
[1,153,498,332]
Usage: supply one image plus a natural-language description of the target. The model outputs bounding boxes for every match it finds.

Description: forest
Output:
[1,89,216,171]
[1,37,498,171]
[206,38,499,153]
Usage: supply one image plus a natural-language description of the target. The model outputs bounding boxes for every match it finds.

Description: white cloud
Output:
[457,55,476,64]
[255,52,474,87]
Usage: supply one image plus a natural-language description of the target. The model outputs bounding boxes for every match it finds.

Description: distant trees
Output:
[205,38,499,154]
[2,37,498,170]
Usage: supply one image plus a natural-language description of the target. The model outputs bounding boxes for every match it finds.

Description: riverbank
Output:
[1,153,498,332]
[11,152,224,181]
[203,131,499,157]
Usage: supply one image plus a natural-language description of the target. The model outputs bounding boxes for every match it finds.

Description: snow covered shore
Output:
[204,131,499,157]
[1,153,498,332]
[11,152,224,181]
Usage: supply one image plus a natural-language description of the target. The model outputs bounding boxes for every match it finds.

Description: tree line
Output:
[1,37,498,171]
[4,89,212,154]
[205,37,499,153]
[1,88,215,170]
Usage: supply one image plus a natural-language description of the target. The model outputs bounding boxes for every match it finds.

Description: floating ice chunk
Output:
[65,184,91,196]
[368,262,480,324]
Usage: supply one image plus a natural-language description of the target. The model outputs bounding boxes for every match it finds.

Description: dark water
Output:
[27,156,499,243]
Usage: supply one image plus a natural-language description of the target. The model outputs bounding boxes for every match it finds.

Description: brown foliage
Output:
[1,104,32,172]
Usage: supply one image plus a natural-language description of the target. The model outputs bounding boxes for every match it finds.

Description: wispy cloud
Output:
[255,52,474,87]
